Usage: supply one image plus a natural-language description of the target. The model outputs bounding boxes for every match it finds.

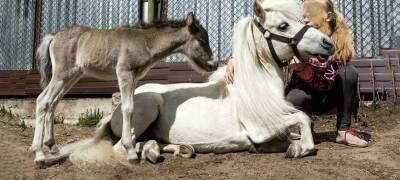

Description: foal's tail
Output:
[36,34,54,89]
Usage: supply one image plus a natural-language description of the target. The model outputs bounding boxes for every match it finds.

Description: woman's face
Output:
[303,16,313,27]
[303,1,334,36]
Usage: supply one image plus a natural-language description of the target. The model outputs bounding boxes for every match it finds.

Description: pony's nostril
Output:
[322,38,333,49]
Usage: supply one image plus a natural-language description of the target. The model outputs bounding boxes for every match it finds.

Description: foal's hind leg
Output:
[31,87,50,167]
[43,70,83,153]
[116,68,139,164]
[31,69,82,167]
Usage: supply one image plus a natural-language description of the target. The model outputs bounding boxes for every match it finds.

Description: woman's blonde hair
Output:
[305,0,355,62]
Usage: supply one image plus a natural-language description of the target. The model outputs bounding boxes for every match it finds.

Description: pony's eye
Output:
[278,22,289,31]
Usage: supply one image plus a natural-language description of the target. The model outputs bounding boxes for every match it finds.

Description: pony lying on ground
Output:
[46,0,335,166]
[32,12,218,168]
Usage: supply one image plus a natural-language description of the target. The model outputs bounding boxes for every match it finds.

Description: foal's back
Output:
[51,25,160,80]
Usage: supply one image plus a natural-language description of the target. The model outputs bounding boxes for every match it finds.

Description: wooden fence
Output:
[0,51,399,98]
[0,62,209,97]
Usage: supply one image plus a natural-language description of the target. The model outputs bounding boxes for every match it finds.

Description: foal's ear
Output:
[186,12,195,26]
[186,12,199,33]
[253,0,265,21]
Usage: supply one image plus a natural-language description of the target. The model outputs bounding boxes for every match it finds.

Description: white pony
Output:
[46,0,334,166]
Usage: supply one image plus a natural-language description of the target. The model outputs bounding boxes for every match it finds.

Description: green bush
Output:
[78,108,104,127]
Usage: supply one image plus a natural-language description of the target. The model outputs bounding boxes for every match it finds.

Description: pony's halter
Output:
[253,20,311,68]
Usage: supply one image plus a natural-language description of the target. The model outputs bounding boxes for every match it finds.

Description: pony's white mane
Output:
[208,0,305,143]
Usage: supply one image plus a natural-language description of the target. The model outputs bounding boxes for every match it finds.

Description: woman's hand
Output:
[289,56,306,72]
[225,58,235,84]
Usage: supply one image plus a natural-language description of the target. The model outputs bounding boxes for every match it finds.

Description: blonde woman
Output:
[226,0,368,147]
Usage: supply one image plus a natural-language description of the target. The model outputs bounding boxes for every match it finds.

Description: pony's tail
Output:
[36,34,54,89]
[45,115,116,167]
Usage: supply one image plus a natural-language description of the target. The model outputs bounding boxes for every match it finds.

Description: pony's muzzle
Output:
[321,37,335,53]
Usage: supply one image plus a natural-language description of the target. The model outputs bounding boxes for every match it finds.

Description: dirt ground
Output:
[0,102,399,180]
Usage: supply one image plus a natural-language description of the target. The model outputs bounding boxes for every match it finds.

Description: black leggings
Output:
[285,64,358,131]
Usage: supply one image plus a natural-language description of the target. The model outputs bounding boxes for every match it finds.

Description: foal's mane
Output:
[121,19,188,30]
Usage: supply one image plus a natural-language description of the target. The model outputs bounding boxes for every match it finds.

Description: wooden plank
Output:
[356,67,400,73]
[169,63,195,71]
[351,59,386,67]
[359,73,400,82]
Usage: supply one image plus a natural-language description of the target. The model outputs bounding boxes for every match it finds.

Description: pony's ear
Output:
[186,12,199,33]
[253,0,265,21]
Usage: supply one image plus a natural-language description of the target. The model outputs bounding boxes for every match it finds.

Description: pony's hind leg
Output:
[116,68,139,164]
[161,144,195,159]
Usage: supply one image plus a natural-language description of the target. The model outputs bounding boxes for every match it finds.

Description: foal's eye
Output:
[278,22,289,31]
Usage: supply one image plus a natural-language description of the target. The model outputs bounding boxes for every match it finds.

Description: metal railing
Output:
[337,0,400,57]
[0,0,399,70]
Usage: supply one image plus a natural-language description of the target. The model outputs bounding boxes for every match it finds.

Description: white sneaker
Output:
[336,129,368,148]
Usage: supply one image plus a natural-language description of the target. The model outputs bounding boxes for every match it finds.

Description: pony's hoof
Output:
[175,144,195,159]
[128,158,140,165]
[285,142,301,158]
[35,160,46,169]
[142,140,160,164]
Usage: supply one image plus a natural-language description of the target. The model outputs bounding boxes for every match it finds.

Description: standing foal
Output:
[32,12,217,168]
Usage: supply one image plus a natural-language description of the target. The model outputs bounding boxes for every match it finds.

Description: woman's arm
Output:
[289,56,313,82]
[225,58,235,84]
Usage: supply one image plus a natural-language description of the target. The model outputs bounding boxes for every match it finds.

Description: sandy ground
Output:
[0,102,399,180]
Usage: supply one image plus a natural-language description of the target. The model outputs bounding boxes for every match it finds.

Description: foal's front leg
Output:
[117,68,139,164]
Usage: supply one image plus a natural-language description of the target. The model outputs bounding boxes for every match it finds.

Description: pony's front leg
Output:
[117,69,139,164]
[284,111,315,158]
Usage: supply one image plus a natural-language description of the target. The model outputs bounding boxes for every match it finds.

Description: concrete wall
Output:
[0,98,113,126]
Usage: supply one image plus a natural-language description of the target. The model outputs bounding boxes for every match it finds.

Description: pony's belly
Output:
[159,96,243,145]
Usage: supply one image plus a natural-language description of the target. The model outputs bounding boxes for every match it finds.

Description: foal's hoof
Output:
[35,160,46,169]
[127,153,140,165]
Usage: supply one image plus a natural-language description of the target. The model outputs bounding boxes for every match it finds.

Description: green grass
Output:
[54,115,65,124]
[78,108,104,127]
[0,105,14,117]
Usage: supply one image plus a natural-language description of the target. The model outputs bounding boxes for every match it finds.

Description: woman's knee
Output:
[286,89,312,108]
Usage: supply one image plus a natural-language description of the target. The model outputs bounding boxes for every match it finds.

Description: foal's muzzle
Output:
[205,58,219,72]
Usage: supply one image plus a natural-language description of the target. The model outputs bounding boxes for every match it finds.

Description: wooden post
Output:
[357,76,361,101]
[370,61,376,101]
[398,53,400,69]
[161,0,168,21]
[32,0,42,69]
[392,70,397,100]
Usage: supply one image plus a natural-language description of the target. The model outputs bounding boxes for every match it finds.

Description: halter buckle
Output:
[264,31,271,39]
[290,38,299,45]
